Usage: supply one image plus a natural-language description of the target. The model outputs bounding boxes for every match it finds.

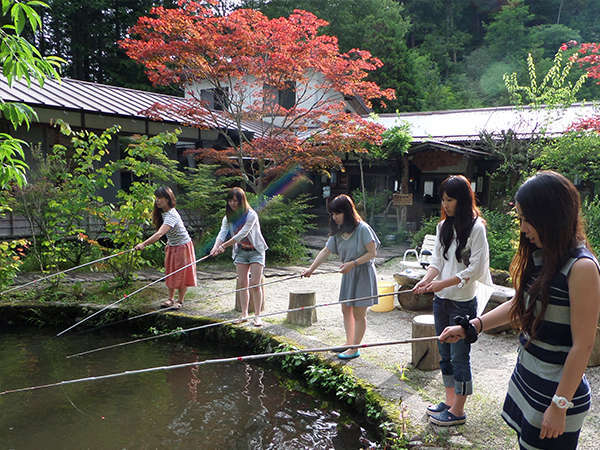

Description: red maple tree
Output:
[571,42,600,132]
[120,0,395,194]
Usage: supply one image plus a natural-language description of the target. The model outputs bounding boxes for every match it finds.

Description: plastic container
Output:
[370,281,395,312]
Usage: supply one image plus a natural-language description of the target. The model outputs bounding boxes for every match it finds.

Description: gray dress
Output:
[326,221,381,307]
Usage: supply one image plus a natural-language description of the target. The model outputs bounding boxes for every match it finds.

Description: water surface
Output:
[0,329,376,449]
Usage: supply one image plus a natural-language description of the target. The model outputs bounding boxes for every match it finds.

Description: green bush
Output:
[411,209,519,271]
[583,195,600,255]
[0,239,28,290]
[411,214,439,248]
[481,208,519,271]
[249,193,315,263]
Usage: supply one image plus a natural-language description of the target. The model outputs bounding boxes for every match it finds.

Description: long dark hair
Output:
[510,171,590,339]
[327,194,362,235]
[438,175,482,262]
[225,187,251,222]
[152,186,176,230]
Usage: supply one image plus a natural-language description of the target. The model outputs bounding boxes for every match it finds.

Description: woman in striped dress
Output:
[439,171,600,449]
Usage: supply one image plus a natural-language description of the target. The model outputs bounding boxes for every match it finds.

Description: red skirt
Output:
[164,241,197,289]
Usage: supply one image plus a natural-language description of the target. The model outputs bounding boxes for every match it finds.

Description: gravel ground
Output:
[137,255,600,450]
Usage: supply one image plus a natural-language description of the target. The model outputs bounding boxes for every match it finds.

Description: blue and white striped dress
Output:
[502,246,598,449]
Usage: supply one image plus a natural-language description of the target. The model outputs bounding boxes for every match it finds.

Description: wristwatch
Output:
[552,394,574,409]
[456,275,465,289]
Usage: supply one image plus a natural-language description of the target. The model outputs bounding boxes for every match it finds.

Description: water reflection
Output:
[0,329,377,449]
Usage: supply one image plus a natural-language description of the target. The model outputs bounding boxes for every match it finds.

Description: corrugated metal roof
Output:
[372,103,600,142]
[0,76,264,134]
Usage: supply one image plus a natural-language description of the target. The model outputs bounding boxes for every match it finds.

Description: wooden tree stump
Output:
[234,275,265,313]
[394,271,433,311]
[286,290,317,326]
[411,314,440,371]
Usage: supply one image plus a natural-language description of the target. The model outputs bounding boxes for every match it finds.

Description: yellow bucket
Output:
[370,282,395,312]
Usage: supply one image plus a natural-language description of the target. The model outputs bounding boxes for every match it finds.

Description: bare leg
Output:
[249,263,264,325]
[236,263,250,318]
[341,304,355,349]
[351,306,368,344]
[177,286,188,305]
[444,386,456,409]
[449,393,467,417]
[168,288,176,302]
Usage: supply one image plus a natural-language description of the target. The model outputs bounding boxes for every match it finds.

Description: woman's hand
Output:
[439,325,465,343]
[210,244,224,256]
[134,243,145,251]
[540,404,566,440]
[339,261,356,274]
[414,279,447,294]
[301,268,314,278]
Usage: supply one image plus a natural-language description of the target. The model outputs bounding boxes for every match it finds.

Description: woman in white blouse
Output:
[210,187,268,327]
[413,175,492,427]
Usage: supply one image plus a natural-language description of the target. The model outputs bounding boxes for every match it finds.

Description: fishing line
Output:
[1,336,439,396]
[73,269,339,335]
[66,288,413,359]
[0,248,135,296]
[56,254,212,337]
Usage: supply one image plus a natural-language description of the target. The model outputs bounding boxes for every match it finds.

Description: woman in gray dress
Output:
[302,194,380,360]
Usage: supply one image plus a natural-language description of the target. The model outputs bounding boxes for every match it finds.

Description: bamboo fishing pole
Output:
[66,288,414,358]
[1,336,438,396]
[73,268,341,334]
[56,253,212,337]
[0,248,135,296]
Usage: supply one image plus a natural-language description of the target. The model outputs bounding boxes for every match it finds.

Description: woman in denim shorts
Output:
[210,188,268,326]
[413,175,492,427]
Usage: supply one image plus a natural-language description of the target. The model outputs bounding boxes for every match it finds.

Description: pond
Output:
[0,329,377,449]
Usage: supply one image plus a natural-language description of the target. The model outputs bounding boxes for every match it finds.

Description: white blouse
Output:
[429,217,493,303]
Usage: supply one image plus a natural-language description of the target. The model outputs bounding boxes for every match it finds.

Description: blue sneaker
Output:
[429,409,466,426]
[426,402,450,417]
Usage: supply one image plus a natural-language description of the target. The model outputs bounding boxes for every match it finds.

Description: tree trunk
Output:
[359,158,367,217]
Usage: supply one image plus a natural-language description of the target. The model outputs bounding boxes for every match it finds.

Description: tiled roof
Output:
[0,76,263,134]
[373,103,600,142]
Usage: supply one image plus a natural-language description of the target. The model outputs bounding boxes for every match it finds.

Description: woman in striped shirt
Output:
[440,171,600,449]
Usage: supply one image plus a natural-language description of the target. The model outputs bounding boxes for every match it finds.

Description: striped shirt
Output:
[502,246,598,450]
[162,208,191,247]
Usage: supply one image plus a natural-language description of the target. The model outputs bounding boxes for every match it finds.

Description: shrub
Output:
[583,195,600,255]
[0,239,29,290]
[411,209,519,271]
[249,193,315,263]
[411,214,439,248]
[481,208,519,271]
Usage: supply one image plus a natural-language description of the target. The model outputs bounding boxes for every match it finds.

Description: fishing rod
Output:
[0,248,135,296]
[73,268,341,335]
[2,336,439,396]
[56,254,212,337]
[66,288,414,358]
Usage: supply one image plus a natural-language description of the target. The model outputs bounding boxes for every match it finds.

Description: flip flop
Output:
[173,302,183,309]
[253,318,263,327]
[234,317,249,324]
[160,299,174,308]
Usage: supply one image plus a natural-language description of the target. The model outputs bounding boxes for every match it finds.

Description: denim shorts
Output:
[234,248,265,266]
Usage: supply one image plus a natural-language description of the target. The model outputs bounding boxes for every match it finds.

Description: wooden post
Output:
[234,275,265,313]
[286,290,317,326]
[411,314,440,371]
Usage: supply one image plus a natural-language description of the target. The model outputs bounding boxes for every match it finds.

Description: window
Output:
[263,81,296,110]
[200,87,229,111]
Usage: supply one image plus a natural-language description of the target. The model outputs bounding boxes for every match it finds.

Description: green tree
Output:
[1,0,62,188]
[244,0,418,112]
[37,0,179,91]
